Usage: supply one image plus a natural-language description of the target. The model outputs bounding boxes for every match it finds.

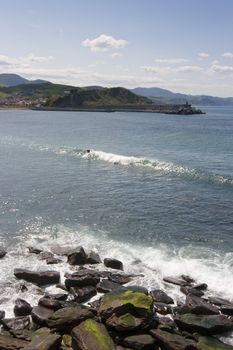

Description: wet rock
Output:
[38,251,54,260]
[67,247,87,265]
[23,333,62,350]
[50,244,74,256]
[69,285,97,303]
[163,276,190,286]
[86,251,102,264]
[46,257,62,264]
[65,274,100,289]
[14,269,60,286]
[173,305,190,316]
[185,295,219,315]
[72,318,115,350]
[197,336,233,350]
[46,305,94,332]
[120,334,155,350]
[38,297,62,311]
[1,316,31,331]
[31,306,54,326]
[174,313,233,335]
[109,274,132,285]
[154,302,173,315]
[15,283,28,293]
[221,305,233,316]
[28,247,42,254]
[106,312,149,332]
[104,258,123,270]
[150,289,174,304]
[0,335,28,349]
[61,334,72,349]
[180,287,204,297]
[192,283,208,291]
[0,248,7,259]
[208,296,232,306]
[181,275,195,284]
[0,310,5,319]
[125,286,148,295]
[97,279,122,293]
[44,293,68,301]
[150,328,197,350]
[14,299,32,317]
[158,317,177,332]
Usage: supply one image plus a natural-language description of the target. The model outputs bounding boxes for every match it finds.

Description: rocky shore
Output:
[0,245,233,350]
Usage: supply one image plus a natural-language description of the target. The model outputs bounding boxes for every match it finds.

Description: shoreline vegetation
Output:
[0,246,233,349]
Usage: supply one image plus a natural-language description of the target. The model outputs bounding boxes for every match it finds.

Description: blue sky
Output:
[0,0,233,96]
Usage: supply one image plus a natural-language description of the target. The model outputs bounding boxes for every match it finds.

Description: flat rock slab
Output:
[14,269,60,286]
[150,289,174,304]
[185,295,219,315]
[65,275,100,289]
[31,306,54,326]
[150,328,197,350]
[175,313,233,335]
[1,316,30,331]
[180,287,204,297]
[163,277,190,287]
[106,312,148,332]
[69,286,97,303]
[47,306,94,332]
[198,336,233,350]
[23,333,62,350]
[0,335,28,349]
[121,334,155,350]
[72,319,115,350]
[97,279,122,293]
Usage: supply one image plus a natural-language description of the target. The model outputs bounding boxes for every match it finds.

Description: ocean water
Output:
[0,107,233,319]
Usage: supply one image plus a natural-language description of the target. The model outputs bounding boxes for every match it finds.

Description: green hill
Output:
[0,73,48,87]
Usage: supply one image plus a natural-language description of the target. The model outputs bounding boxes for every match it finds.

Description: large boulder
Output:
[1,316,30,331]
[65,274,100,289]
[163,276,190,286]
[14,299,32,317]
[104,258,123,270]
[97,279,122,293]
[38,297,62,311]
[14,269,60,286]
[150,289,174,304]
[197,336,233,350]
[185,295,219,315]
[175,313,233,335]
[86,251,102,264]
[71,319,116,350]
[23,333,62,350]
[31,306,54,326]
[120,334,155,350]
[69,286,97,303]
[0,335,28,349]
[67,247,87,265]
[150,328,197,350]
[105,312,148,332]
[180,287,204,297]
[46,306,94,332]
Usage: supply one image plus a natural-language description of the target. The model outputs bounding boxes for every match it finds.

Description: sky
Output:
[0,0,233,96]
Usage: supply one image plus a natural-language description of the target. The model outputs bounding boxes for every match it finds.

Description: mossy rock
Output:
[198,336,233,350]
[0,335,28,349]
[99,290,153,320]
[23,333,62,350]
[72,319,116,350]
[106,312,147,331]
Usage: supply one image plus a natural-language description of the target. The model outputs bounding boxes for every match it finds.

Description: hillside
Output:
[132,87,233,106]
[48,87,153,108]
[0,73,48,87]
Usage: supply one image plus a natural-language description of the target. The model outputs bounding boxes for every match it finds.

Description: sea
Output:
[0,107,233,322]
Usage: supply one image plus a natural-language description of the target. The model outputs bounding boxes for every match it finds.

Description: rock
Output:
[61,334,72,349]
[44,293,68,301]
[109,274,132,285]
[38,297,62,311]
[67,247,87,265]
[150,328,197,350]
[65,274,100,289]
[14,269,60,286]
[185,295,219,315]
[150,289,174,304]
[31,306,54,326]
[104,258,123,270]
[46,306,94,332]
[180,287,204,297]
[69,286,97,303]
[107,312,151,331]
[125,286,148,295]
[97,279,122,293]
[121,334,155,350]
[0,335,28,349]
[1,316,31,331]
[181,275,195,284]
[173,305,190,316]
[198,336,233,350]
[86,251,102,264]
[158,317,177,332]
[50,244,74,256]
[99,290,153,321]
[0,248,7,259]
[28,247,42,254]
[72,319,115,350]
[0,310,5,319]
[192,283,208,291]
[23,333,62,350]
[208,296,232,306]
[46,257,62,264]
[221,305,233,316]
[174,313,233,335]
[163,276,190,286]
[154,302,173,315]
[15,283,28,293]
[14,299,32,317]
[38,251,54,260]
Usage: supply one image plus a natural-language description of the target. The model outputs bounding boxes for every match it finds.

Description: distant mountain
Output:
[0,73,49,87]
[132,87,233,106]
[48,87,153,108]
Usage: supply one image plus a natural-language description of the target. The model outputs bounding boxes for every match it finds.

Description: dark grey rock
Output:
[38,297,62,311]
[0,248,7,259]
[69,285,97,303]
[150,328,197,350]
[0,310,5,320]
[31,306,54,326]
[23,332,62,350]
[192,283,208,291]
[150,289,174,304]
[108,273,132,285]
[154,302,173,315]
[163,276,190,286]
[28,247,42,254]
[185,295,219,315]
[180,286,204,297]
[121,334,156,350]
[67,247,87,265]
[86,251,102,264]
[38,251,54,260]
[14,269,60,286]
[65,274,100,289]
[1,316,31,331]
[97,279,122,293]
[14,299,32,317]
[46,257,62,264]
[0,335,28,349]
[104,258,123,270]
[208,296,232,306]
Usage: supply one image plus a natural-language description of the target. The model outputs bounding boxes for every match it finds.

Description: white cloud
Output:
[155,58,188,64]
[141,65,202,74]
[81,34,128,52]
[222,52,233,59]
[174,65,203,73]
[209,63,233,73]
[110,53,123,58]
[26,54,53,63]
[0,55,19,66]
[198,52,209,59]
